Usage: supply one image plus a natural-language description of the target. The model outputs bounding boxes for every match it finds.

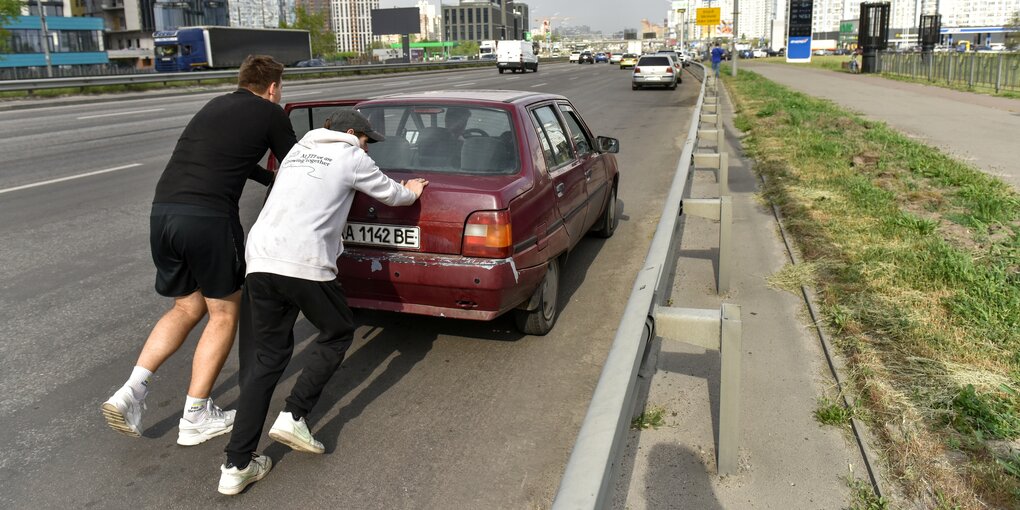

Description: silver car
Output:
[632,55,679,90]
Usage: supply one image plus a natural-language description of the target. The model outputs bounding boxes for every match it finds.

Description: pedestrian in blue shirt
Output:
[711,42,725,77]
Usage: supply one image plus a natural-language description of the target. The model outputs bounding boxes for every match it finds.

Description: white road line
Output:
[0,163,143,195]
[569,76,579,80]
[76,108,165,120]
[530,82,548,88]
[452,82,476,87]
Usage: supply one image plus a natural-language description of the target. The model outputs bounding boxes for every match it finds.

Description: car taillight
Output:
[666,66,674,74]
[633,67,641,73]
[463,210,512,258]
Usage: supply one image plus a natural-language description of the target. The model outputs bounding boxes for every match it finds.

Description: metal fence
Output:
[877,51,1020,93]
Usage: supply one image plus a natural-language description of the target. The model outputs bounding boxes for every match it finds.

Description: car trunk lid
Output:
[345,171,532,256]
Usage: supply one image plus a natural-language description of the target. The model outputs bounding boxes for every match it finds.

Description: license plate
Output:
[342,222,419,249]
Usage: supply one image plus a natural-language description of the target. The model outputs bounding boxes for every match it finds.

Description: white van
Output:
[497,40,538,73]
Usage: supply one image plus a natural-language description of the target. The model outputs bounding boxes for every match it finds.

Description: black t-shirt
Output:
[153,88,296,217]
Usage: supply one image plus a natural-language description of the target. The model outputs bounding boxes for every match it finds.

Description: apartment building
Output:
[442,0,526,42]
[333,0,376,53]
[1,0,108,75]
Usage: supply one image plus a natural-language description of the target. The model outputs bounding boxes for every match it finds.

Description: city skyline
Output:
[378,0,674,34]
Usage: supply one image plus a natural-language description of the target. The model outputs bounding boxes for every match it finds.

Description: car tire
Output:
[591,184,617,238]
[499,68,505,74]
[514,257,560,336]
[632,83,640,90]
[670,82,677,90]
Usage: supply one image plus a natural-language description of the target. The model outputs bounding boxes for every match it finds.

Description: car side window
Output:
[531,105,574,169]
[558,104,594,157]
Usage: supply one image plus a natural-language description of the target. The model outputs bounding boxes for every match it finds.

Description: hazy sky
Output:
[378,0,674,34]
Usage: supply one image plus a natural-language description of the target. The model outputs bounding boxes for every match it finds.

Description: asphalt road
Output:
[0,63,699,508]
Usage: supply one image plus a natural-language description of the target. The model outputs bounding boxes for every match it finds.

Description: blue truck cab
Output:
[154,28,208,72]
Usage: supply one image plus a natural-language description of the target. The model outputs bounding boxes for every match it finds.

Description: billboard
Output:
[371,7,419,36]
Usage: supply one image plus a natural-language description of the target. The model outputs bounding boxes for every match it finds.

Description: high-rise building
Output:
[417,0,439,40]
[442,0,524,42]
[228,0,280,28]
[333,0,377,53]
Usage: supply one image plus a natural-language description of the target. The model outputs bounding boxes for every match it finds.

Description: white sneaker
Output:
[268,411,324,454]
[101,387,145,437]
[177,399,236,446]
[218,453,272,495]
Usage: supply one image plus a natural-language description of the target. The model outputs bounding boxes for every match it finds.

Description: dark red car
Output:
[281,90,620,335]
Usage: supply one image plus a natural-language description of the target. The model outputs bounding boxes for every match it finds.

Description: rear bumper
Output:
[633,75,676,85]
[339,248,545,321]
[498,61,525,69]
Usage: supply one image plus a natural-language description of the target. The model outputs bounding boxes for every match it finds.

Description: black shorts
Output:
[150,203,245,299]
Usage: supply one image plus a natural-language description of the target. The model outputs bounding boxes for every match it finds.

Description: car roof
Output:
[362,89,566,106]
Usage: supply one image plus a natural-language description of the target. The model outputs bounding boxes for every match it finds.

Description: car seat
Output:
[415,127,457,168]
[369,137,411,168]
[460,137,511,174]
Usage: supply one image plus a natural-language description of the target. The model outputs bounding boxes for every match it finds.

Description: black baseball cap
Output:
[325,109,385,143]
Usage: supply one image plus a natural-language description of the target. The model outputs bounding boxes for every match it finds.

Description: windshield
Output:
[155,45,178,57]
[356,105,520,175]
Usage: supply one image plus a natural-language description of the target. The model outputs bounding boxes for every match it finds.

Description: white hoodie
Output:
[245,128,418,281]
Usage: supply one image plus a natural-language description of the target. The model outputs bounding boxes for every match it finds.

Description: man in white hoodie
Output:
[218,109,428,495]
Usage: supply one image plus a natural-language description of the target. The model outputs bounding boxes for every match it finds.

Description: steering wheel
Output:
[462,128,488,138]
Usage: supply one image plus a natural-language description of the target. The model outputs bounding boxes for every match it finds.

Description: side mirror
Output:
[597,136,620,154]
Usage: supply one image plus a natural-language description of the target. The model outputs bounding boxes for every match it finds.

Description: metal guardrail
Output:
[553,65,741,508]
[0,60,493,93]
[878,51,1020,93]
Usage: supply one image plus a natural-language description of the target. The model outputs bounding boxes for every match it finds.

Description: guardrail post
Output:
[692,152,729,196]
[996,53,1003,93]
[718,303,742,475]
[697,128,722,148]
[680,197,732,293]
[652,303,743,476]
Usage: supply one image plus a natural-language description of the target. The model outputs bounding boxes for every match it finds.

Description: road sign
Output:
[696,8,721,26]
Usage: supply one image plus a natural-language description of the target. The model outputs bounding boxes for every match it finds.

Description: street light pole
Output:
[731,0,739,76]
[36,1,54,77]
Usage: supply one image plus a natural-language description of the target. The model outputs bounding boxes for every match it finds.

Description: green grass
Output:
[846,476,891,510]
[815,397,854,426]
[726,68,1020,508]
[631,405,667,430]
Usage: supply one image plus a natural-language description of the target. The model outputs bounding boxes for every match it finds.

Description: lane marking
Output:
[0,163,144,195]
[77,108,165,120]
[452,82,476,87]
[530,82,548,88]
[569,76,579,80]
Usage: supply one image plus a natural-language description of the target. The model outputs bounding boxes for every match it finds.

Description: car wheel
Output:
[591,184,618,238]
[632,83,640,90]
[499,68,505,74]
[514,257,560,335]
[669,82,677,90]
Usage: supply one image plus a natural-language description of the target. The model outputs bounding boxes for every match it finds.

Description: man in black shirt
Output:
[101,55,297,447]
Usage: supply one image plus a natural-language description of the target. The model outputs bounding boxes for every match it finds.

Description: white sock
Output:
[183,395,209,423]
[126,366,152,401]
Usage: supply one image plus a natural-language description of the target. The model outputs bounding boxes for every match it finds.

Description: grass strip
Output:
[726,68,1020,508]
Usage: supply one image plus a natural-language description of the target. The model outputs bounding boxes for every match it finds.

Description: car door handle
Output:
[584,169,593,181]
[555,183,566,197]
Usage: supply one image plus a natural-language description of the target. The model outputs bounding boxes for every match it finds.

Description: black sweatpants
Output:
[225,272,355,468]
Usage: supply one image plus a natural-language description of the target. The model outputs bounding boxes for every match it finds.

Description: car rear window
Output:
[355,105,519,175]
[637,56,671,66]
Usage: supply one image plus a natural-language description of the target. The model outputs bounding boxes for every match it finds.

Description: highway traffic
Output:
[0,62,697,507]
